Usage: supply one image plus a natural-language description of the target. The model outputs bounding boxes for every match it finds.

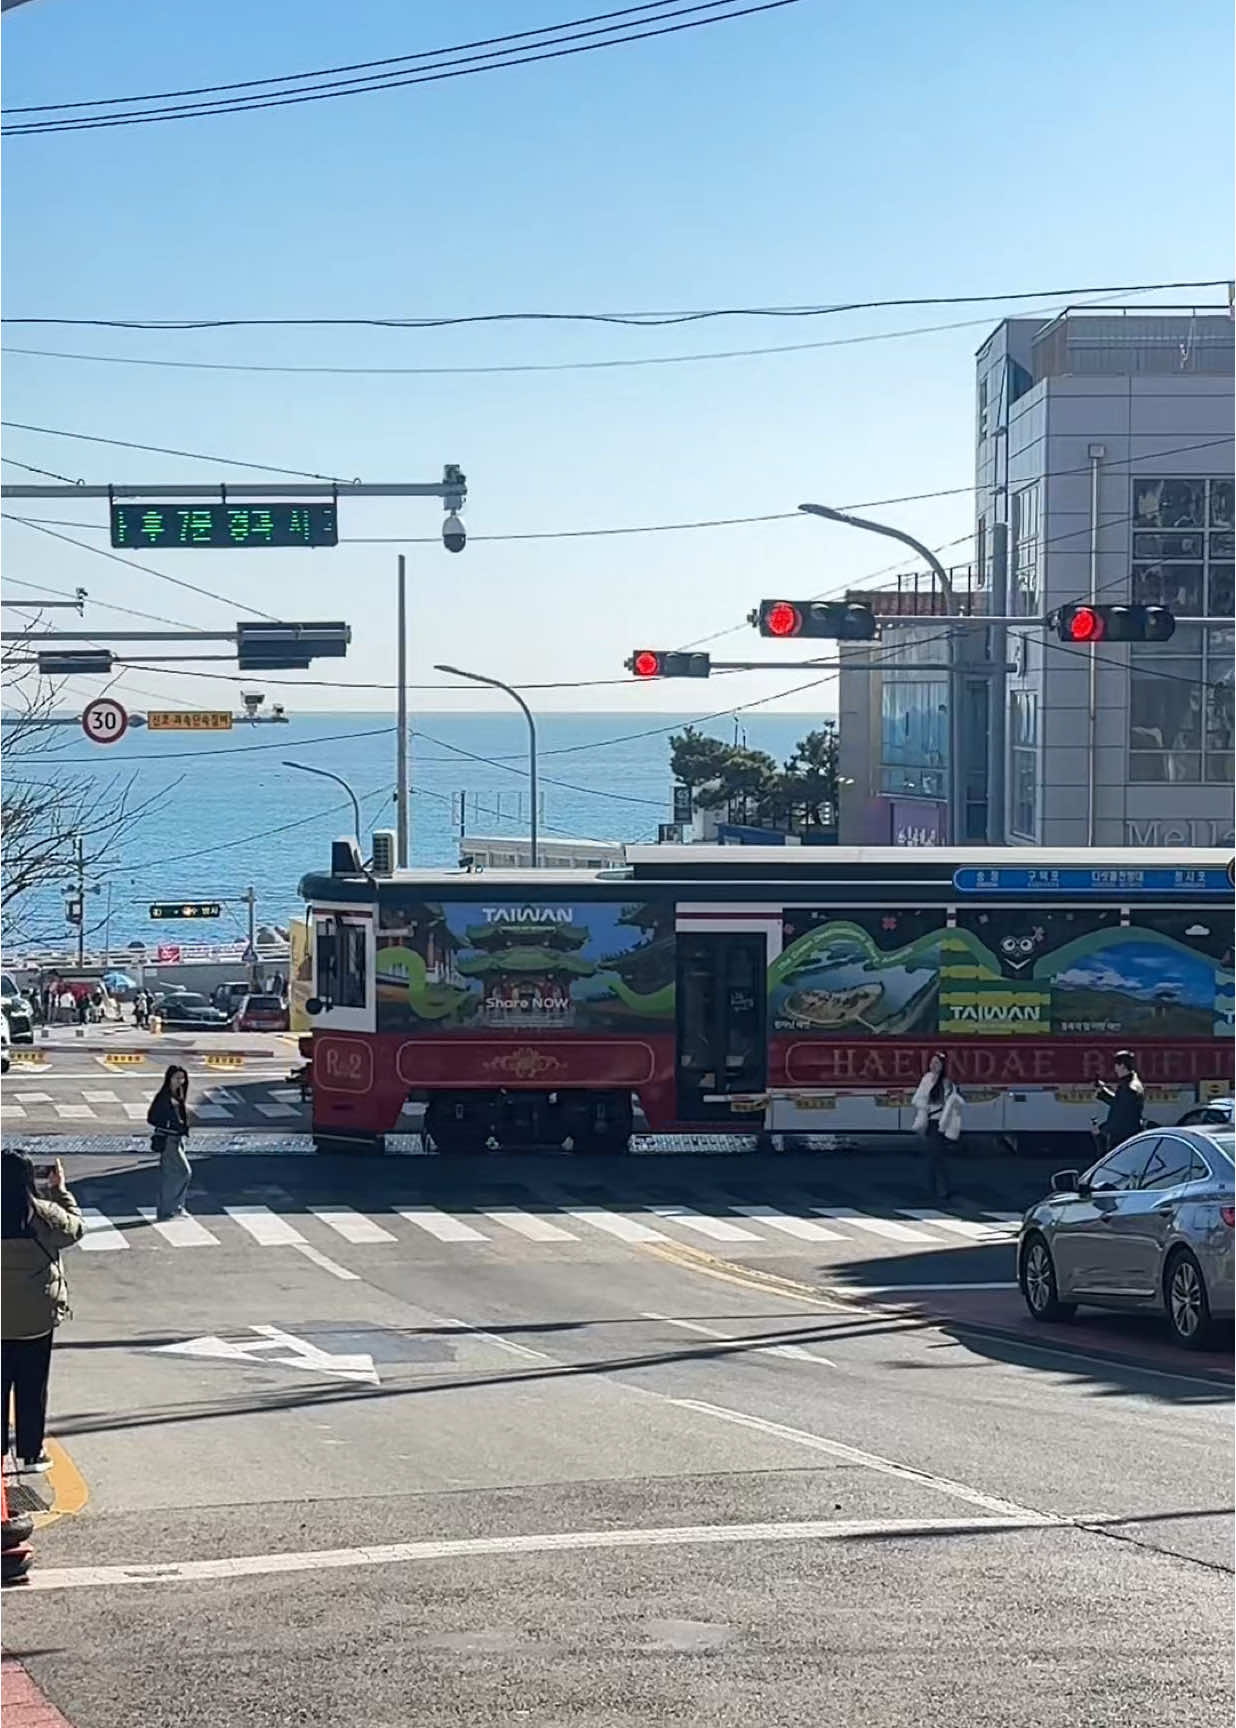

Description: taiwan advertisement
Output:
[375,899,675,1034]
[771,908,1233,1042]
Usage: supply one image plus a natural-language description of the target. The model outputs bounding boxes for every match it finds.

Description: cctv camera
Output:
[241,690,265,715]
[442,511,466,554]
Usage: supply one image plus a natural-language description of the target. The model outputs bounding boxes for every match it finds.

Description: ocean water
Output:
[9,709,830,949]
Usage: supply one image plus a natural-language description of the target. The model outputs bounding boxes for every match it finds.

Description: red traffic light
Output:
[1065,605,1104,643]
[765,601,802,638]
[631,650,662,678]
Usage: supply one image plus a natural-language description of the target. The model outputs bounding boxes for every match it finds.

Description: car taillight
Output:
[1220,1207,1235,1228]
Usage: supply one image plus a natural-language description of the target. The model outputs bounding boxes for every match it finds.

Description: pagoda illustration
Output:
[456,917,597,1028]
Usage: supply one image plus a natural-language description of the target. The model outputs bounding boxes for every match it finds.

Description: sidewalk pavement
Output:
[1,1657,75,1728]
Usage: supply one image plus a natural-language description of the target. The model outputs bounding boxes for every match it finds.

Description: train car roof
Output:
[301,844,1232,904]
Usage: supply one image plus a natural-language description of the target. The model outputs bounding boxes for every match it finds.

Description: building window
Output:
[1008,690,1038,838]
[879,674,949,801]
[977,378,988,441]
[1011,484,1040,616]
[1129,477,1235,784]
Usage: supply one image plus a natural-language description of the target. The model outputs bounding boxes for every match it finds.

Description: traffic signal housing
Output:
[625,650,711,679]
[751,600,878,641]
[1054,603,1175,644]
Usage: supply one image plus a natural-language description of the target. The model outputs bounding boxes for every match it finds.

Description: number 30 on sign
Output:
[81,697,129,745]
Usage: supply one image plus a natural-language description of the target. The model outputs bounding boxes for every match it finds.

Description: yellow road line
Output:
[32,1437,89,1528]
[643,1239,855,1311]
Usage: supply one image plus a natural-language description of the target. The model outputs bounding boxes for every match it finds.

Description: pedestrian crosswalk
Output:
[68,1193,1021,1259]
[2,1078,303,1125]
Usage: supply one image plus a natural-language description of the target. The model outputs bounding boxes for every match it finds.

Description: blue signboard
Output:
[954,866,1231,896]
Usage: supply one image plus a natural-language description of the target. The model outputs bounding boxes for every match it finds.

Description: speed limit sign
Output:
[81,697,129,746]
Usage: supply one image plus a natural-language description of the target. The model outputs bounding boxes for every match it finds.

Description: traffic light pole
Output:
[396,556,410,869]
[798,503,966,841]
[74,836,85,970]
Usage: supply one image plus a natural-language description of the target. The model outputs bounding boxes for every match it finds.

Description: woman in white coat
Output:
[911,1051,963,1202]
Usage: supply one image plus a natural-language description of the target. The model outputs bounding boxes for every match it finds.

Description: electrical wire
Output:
[1,454,81,483]
[118,782,394,873]
[4,516,281,621]
[30,725,398,769]
[1,420,342,482]
[3,1,804,136]
[411,726,669,806]
[7,2,743,112]
[9,290,1226,377]
[1,573,205,632]
[3,277,1227,328]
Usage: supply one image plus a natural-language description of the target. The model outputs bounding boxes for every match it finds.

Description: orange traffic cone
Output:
[1,1465,35,1584]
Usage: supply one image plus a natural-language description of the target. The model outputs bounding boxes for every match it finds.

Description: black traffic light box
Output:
[626,650,711,678]
[1054,603,1176,644]
[752,600,878,641]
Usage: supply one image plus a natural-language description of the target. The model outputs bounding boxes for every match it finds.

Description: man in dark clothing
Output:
[1095,1050,1145,1152]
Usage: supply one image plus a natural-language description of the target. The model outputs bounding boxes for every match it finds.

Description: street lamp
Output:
[282,761,362,843]
[798,501,962,840]
[434,665,539,868]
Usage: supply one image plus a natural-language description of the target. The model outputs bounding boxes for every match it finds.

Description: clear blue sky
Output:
[2,0,1231,716]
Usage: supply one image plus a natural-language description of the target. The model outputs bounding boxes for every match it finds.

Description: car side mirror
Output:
[305,997,325,1016]
[1051,1168,1082,1195]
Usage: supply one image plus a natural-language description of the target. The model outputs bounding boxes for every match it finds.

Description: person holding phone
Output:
[1094,1050,1144,1153]
[1,1151,83,1473]
[148,1064,192,1220]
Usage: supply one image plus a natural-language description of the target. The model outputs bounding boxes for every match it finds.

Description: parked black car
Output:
[157,992,231,1029]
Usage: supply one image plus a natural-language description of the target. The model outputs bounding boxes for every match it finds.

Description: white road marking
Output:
[139,1208,219,1247]
[191,1104,233,1121]
[396,1206,487,1243]
[124,1102,150,1120]
[293,1242,361,1281]
[2,1105,27,1117]
[814,1208,935,1242]
[646,1205,759,1243]
[81,1089,120,1104]
[729,1204,845,1242]
[14,1091,53,1103]
[644,1311,836,1367]
[478,1207,577,1242]
[671,1399,1060,1521]
[436,1315,551,1362]
[224,1205,307,1246]
[79,1209,129,1251]
[255,1101,299,1119]
[20,1514,1072,1593]
[310,1207,398,1244]
[898,1209,1012,1240]
[563,1206,669,1244]
[53,1103,97,1120]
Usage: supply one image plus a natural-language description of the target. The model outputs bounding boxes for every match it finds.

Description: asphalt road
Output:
[2,1148,1232,1727]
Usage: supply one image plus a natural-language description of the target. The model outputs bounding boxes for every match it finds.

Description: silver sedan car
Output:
[1018,1128,1235,1348]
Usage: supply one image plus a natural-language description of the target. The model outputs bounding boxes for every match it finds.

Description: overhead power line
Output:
[3,277,1226,330]
[3,0,804,136]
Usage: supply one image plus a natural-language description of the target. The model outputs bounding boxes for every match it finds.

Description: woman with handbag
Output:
[1,1150,83,1472]
[911,1051,963,1203]
[147,1064,192,1221]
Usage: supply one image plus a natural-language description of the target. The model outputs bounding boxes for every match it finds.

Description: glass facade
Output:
[1008,689,1038,839]
[1011,482,1040,617]
[1129,476,1235,784]
[874,632,954,798]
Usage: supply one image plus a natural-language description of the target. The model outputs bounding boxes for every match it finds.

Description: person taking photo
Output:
[1,1151,83,1473]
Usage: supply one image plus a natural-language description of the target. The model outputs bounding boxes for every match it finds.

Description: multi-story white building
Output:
[839,307,1234,846]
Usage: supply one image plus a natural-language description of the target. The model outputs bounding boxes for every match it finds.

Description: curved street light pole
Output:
[283,760,363,844]
[434,665,539,868]
[798,502,963,842]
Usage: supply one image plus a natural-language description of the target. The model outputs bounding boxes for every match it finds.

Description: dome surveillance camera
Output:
[442,511,466,554]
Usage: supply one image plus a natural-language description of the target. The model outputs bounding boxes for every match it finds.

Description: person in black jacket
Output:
[147,1065,191,1221]
[1095,1050,1145,1152]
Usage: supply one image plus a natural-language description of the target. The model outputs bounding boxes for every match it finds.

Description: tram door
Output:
[675,931,768,1122]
